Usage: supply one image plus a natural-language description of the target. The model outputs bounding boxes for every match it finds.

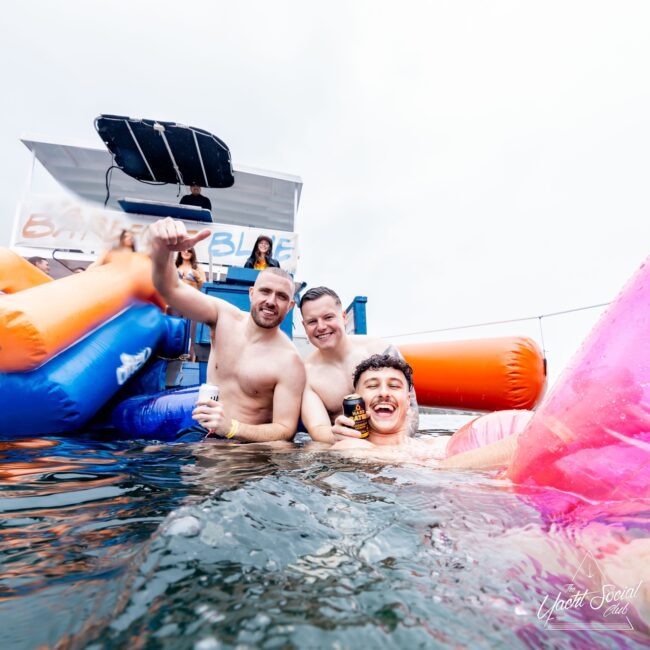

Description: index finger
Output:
[187,229,212,247]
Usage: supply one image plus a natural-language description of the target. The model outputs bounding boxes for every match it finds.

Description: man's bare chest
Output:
[310,363,357,415]
[211,330,278,396]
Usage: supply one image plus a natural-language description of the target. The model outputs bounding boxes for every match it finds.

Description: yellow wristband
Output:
[225,418,239,439]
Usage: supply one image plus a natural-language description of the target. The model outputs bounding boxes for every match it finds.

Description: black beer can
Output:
[342,393,370,438]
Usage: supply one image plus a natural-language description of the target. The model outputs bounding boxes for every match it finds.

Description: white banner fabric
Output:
[13,197,299,271]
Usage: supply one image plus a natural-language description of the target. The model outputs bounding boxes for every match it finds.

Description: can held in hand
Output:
[198,383,220,403]
[342,393,370,438]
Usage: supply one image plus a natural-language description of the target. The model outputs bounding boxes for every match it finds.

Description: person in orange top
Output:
[244,235,280,270]
[173,247,206,361]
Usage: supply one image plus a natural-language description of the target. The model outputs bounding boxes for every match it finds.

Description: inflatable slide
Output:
[0,250,185,436]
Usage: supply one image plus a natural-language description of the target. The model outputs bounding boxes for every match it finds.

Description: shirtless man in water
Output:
[332,354,520,469]
[149,217,305,442]
[299,287,419,443]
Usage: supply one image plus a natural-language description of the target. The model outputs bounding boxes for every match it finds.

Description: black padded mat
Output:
[95,114,235,188]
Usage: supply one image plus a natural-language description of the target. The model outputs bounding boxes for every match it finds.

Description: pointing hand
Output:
[150,217,211,252]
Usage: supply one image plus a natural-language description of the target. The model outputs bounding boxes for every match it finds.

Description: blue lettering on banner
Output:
[209,232,235,257]
[235,232,252,258]
[209,231,294,262]
[274,238,294,262]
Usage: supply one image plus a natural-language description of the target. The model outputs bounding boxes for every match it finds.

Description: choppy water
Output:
[1,414,649,649]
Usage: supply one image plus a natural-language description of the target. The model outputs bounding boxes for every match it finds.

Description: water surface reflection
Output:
[0,423,648,649]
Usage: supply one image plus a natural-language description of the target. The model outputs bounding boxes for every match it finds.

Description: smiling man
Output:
[342,353,416,448]
[299,287,418,443]
[332,354,522,470]
[149,217,305,442]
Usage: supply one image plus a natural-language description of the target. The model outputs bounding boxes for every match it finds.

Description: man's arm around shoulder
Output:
[301,379,337,443]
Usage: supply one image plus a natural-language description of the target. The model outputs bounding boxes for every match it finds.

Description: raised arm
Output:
[149,218,216,324]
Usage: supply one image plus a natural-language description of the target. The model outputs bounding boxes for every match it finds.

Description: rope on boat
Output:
[382,301,611,340]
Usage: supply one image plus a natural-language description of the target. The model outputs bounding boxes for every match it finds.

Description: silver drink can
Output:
[198,383,220,402]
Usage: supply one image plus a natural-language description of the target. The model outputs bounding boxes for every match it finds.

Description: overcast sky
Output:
[1,1,649,386]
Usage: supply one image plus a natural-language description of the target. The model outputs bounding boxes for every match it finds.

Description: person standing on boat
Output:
[299,286,419,443]
[180,184,212,211]
[149,217,305,442]
[27,256,51,276]
[88,228,137,268]
[244,235,280,270]
[175,248,206,362]
[175,247,205,290]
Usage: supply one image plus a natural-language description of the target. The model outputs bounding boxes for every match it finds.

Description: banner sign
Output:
[14,197,299,271]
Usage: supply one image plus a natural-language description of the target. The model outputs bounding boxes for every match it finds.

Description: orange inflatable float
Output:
[400,336,546,411]
[0,250,164,372]
[0,248,52,293]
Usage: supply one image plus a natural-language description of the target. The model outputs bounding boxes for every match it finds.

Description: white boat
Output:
[7,115,366,375]
[13,115,303,282]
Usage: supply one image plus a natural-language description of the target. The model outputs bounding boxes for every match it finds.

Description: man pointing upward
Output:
[149,217,305,442]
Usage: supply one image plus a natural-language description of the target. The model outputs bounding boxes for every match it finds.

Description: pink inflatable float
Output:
[507,256,650,519]
[446,409,534,457]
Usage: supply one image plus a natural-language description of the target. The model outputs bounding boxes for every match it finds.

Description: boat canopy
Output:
[94,115,235,188]
[21,137,302,232]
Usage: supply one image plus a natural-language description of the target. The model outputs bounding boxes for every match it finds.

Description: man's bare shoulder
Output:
[214,296,243,319]
[281,350,306,392]
[275,336,306,375]
[303,348,326,371]
[286,344,307,371]
[276,331,305,354]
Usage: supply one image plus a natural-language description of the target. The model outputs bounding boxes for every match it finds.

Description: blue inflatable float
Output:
[0,304,185,436]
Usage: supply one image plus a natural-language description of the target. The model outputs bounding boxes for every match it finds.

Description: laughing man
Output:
[149,217,305,442]
[299,287,419,443]
[332,354,520,470]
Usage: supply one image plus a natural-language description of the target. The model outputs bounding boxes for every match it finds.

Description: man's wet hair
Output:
[299,286,341,311]
[353,354,414,390]
[256,266,293,285]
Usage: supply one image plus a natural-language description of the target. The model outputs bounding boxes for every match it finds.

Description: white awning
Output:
[21,137,302,233]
